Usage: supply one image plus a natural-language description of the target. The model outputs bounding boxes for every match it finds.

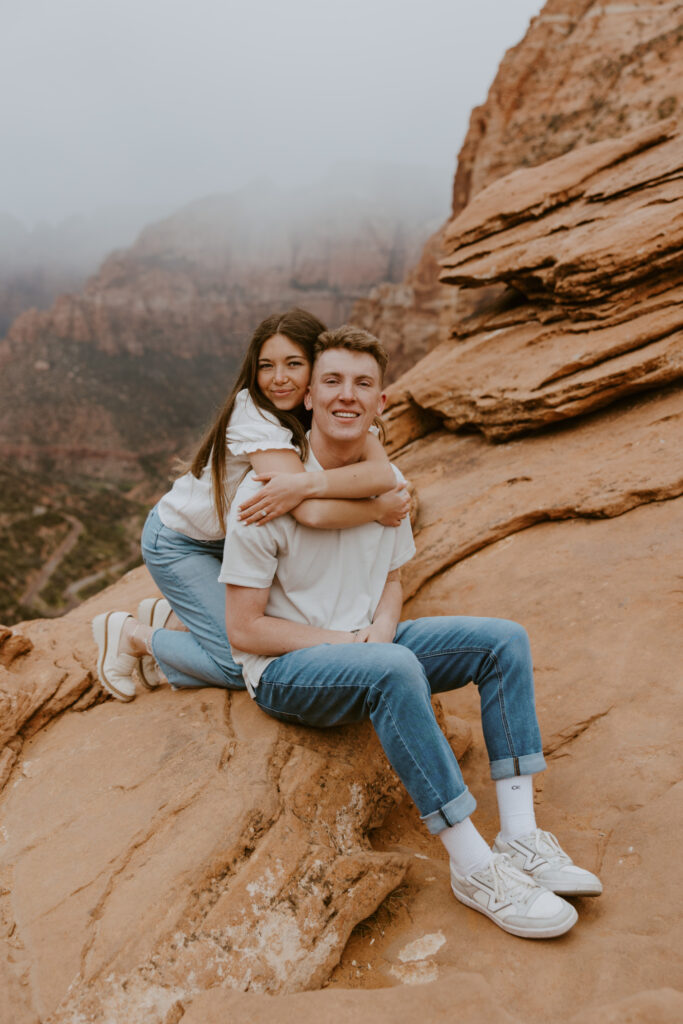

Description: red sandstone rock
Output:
[452,0,683,217]
[359,0,683,379]
[0,626,32,667]
[353,231,457,381]
[384,123,683,441]
[0,578,408,1022]
[1,378,679,1021]
[393,388,683,600]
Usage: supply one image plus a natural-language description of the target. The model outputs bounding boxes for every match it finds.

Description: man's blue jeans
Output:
[141,506,246,690]
[256,617,546,834]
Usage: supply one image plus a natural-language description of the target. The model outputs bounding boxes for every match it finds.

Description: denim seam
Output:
[141,523,162,555]
[483,649,517,766]
[490,753,544,767]
[413,645,496,661]
[415,644,518,766]
[256,698,304,723]
[369,682,445,809]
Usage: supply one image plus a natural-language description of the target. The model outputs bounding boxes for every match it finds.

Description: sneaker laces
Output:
[481,854,539,904]
[528,829,572,864]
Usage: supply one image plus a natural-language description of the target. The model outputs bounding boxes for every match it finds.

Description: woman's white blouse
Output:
[157,390,298,540]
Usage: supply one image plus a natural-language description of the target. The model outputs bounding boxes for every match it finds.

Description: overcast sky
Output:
[2,0,542,226]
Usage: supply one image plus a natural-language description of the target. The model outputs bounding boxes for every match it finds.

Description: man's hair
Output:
[314,325,388,382]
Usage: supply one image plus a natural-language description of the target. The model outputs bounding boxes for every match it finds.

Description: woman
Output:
[93,307,408,701]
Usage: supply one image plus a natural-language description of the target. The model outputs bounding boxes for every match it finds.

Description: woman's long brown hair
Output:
[189,308,327,533]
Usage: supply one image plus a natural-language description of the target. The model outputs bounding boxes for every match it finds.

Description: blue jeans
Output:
[140,506,246,690]
[256,617,546,834]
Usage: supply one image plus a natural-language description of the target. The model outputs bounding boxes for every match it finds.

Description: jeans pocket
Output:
[141,511,163,558]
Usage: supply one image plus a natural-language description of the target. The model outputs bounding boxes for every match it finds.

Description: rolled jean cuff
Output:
[490,751,547,780]
[421,788,477,835]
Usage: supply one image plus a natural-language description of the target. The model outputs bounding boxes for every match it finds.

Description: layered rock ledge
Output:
[385,122,683,445]
[357,0,683,385]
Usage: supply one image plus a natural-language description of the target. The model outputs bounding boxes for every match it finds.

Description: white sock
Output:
[439,817,492,877]
[495,775,537,841]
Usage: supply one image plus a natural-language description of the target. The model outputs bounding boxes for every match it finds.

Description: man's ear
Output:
[304,387,313,411]
[377,392,387,415]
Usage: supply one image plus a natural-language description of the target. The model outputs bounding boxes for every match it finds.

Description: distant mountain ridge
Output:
[0,166,445,622]
[2,168,445,464]
[0,204,169,335]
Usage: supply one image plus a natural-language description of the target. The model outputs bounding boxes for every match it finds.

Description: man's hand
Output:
[374,485,410,527]
[353,621,397,643]
[351,569,403,643]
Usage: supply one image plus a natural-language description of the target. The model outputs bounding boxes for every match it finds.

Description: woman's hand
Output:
[374,485,410,527]
[238,473,309,524]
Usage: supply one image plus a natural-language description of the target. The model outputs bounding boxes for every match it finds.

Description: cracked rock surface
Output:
[0,579,408,1023]
[323,497,681,1021]
[392,386,682,600]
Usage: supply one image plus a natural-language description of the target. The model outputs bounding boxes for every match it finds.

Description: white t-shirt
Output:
[158,390,299,540]
[219,446,416,696]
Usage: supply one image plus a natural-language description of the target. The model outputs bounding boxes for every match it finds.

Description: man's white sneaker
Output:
[92,611,137,702]
[493,829,603,897]
[136,597,172,689]
[450,852,578,939]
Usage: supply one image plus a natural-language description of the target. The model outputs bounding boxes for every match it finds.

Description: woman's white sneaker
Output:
[450,852,578,938]
[136,597,172,689]
[92,611,137,702]
[493,829,603,896]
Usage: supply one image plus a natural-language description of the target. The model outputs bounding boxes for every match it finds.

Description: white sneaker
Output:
[493,829,603,896]
[92,611,137,702]
[450,852,578,938]
[136,597,172,689]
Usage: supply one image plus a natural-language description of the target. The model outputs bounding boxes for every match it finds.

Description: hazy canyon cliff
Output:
[0,169,442,624]
[1,171,441,476]
[1,1,682,1023]
[0,207,161,337]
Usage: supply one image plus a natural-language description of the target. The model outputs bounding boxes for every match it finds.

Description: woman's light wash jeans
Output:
[141,506,246,690]
[255,617,546,833]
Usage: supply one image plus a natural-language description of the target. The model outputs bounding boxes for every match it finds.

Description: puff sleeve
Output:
[226,390,298,456]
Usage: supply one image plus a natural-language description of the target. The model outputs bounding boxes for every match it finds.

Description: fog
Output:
[2,0,542,229]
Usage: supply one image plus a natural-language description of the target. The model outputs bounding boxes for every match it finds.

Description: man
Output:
[220,326,602,939]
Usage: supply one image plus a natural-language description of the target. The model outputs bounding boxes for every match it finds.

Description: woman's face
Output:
[256,334,311,410]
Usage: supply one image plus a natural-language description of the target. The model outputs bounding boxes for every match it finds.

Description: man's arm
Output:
[355,569,403,644]
[291,486,409,529]
[225,584,358,655]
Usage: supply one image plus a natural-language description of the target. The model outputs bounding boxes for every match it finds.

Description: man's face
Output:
[305,348,386,445]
